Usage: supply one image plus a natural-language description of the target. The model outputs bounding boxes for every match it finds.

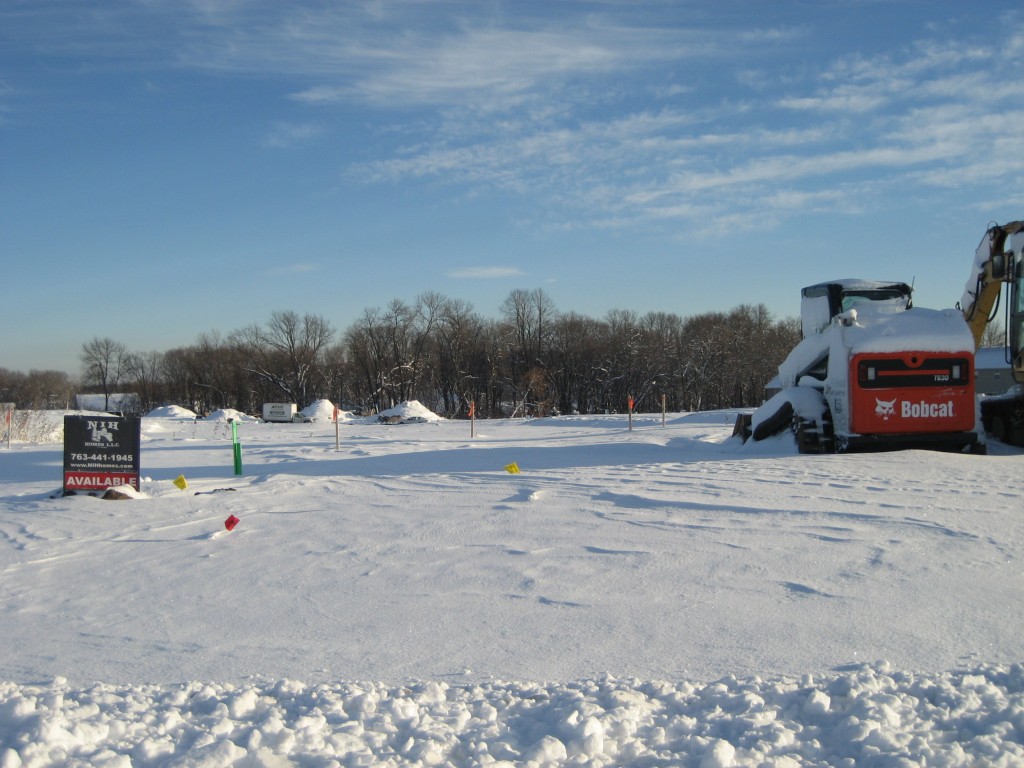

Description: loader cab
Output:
[1011,259,1024,383]
[800,280,913,338]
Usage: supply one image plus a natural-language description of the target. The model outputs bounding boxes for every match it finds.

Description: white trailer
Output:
[262,403,298,423]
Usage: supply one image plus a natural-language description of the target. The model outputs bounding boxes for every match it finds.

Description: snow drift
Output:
[1,410,1022,766]
[3,664,1022,767]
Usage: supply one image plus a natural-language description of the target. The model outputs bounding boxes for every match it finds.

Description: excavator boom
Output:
[960,220,1024,382]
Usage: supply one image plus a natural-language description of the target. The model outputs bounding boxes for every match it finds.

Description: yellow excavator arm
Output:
[960,221,1024,382]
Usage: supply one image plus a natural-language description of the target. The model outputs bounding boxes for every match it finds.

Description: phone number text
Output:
[69,453,135,462]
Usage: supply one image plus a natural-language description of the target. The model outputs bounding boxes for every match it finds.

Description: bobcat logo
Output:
[875,398,897,420]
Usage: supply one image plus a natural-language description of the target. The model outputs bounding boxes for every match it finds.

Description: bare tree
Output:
[432,296,483,416]
[0,369,26,408]
[386,295,440,406]
[319,341,351,411]
[46,291,803,420]
[982,318,1006,349]
[679,312,728,411]
[638,311,685,411]
[548,312,604,414]
[124,351,165,414]
[80,337,128,411]
[342,297,441,413]
[231,311,335,406]
[160,347,201,413]
[500,288,557,415]
[191,332,254,414]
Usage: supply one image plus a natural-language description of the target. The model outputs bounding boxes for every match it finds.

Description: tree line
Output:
[1,289,800,418]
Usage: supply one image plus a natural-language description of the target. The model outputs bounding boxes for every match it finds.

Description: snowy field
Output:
[1,403,1023,766]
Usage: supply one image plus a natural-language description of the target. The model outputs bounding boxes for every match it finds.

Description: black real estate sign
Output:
[63,415,141,493]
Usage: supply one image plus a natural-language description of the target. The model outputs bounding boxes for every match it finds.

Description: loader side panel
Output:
[849,352,975,435]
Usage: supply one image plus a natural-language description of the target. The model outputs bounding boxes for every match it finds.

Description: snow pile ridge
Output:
[2,664,1022,766]
[375,400,443,422]
[300,399,352,422]
[201,408,257,422]
[146,405,198,419]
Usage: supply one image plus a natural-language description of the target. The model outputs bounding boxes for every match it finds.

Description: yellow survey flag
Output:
[173,474,188,490]
[504,462,520,475]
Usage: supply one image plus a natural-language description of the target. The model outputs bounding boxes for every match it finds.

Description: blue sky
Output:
[3,1,1023,374]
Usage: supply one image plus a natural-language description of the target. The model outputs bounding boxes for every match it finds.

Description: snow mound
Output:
[376,400,443,423]
[300,399,354,422]
[145,405,198,419]
[201,408,257,423]
[3,664,1022,766]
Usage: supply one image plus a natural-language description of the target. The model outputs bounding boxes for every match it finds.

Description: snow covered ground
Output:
[1,404,1023,766]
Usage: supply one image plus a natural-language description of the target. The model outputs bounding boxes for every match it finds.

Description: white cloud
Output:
[85,4,716,113]
[777,89,893,114]
[262,121,324,148]
[289,86,349,104]
[6,2,1022,239]
[354,9,1023,234]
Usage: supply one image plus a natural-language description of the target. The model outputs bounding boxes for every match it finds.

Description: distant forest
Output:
[1,289,800,418]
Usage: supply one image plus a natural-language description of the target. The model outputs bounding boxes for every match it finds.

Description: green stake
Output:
[232,420,243,476]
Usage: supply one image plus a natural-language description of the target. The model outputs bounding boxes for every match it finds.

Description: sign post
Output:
[628,396,634,431]
[63,414,141,494]
[469,400,476,438]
